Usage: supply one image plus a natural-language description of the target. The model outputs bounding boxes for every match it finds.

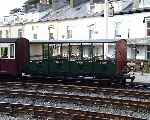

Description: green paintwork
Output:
[23,60,48,75]
[24,59,116,77]
[48,59,69,75]
[24,42,117,77]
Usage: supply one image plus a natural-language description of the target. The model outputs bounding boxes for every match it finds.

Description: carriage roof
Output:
[29,39,123,44]
[0,38,125,44]
[0,38,18,43]
[0,38,28,43]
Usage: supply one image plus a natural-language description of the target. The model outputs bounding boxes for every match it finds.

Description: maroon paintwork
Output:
[116,39,127,74]
[0,59,17,76]
[16,38,29,75]
[0,38,29,77]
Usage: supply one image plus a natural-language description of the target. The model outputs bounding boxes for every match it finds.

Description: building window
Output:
[114,22,121,38]
[89,29,93,39]
[88,24,94,40]
[4,18,6,22]
[49,33,54,40]
[32,26,38,31]
[33,33,37,39]
[147,21,150,36]
[18,29,23,38]
[67,26,72,39]
[6,30,9,38]
[48,25,54,40]
[0,31,2,38]
[147,46,150,60]
[32,26,34,30]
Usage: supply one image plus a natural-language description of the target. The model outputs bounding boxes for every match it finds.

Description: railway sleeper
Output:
[0,103,146,120]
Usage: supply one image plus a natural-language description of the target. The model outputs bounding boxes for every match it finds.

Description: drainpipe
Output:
[104,0,109,59]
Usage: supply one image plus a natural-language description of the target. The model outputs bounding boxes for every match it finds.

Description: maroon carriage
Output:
[0,38,29,77]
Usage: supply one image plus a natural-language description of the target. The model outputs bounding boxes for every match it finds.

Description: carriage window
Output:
[10,44,15,58]
[82,43,93,60]
[49,44,61,58]
[93,43,103,60]
[1,47,8,58]
[30,44,43,60]
[0,43,15,59]
[107,43,116,59]
[70,43,81,60]
[43,44,49,59]
[65,43,70,59]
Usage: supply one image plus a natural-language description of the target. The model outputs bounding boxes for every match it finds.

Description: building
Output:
[0,0,150,60]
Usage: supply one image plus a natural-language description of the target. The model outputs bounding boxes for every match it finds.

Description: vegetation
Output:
[24,0,40,5]
[48,0,52,7]
[49,0,52,5]
[9,8,22,14]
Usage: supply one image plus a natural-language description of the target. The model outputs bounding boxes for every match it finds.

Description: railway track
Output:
[0,81,149,119]
[0,103,145,120]
[0,81,150,101]
[0,88,149,109]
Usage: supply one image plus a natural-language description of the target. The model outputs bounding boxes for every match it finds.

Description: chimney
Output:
[90,0,94,4]
[108,3,114,17]
[52,0,67,10]
[70,0,89,8]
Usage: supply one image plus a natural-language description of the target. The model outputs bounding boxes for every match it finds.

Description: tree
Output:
[24,0,40,5]
[10,8,22,14]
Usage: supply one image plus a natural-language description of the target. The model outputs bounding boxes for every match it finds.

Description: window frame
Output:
[0,31,2,38]
[66,26,72,39]
[33,33,37,40]
[10,44,15,59]
[6,30,9,38]
[146,20,150,37]
[0,43,15,59]
[147,45,150,60]
[18,29,23,38]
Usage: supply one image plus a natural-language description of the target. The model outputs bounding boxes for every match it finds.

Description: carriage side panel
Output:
[116,39,127,74]
[16,38,29,75]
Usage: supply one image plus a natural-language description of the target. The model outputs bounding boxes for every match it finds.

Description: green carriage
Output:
[23,39,127,80]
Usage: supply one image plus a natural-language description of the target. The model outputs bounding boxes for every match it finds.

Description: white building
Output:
[0,0,150,60]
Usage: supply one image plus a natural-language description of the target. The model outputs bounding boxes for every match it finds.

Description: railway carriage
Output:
[0,38,29,77]
[23,39,129,83]
[0,38,133,85]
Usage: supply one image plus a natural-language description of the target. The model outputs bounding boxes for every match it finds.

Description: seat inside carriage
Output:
[24,39,127,80]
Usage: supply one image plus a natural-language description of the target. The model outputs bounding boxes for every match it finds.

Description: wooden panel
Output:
[0,59,17,76]
[16,38,29,75]
[116,39,127,74]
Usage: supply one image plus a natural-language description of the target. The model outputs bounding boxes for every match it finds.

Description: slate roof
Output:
[39,0,150,22]
[40,3,92,22]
